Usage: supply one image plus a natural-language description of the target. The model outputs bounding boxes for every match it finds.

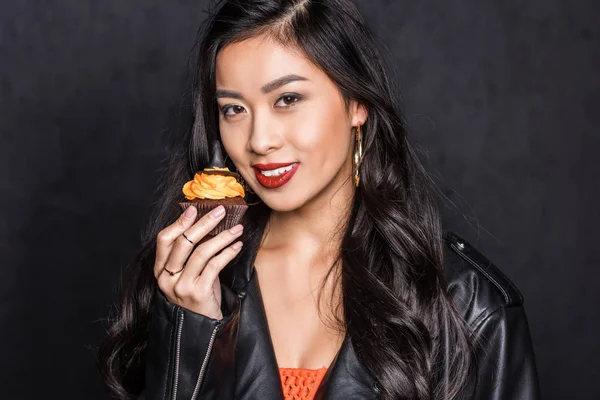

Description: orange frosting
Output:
[182,166,245,200]
[279,367,327,400]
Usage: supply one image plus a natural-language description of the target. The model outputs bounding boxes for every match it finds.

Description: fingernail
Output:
[229,224,243,234]
[210,205,225,219]
[183,206,196,218]
[232,241,243,250]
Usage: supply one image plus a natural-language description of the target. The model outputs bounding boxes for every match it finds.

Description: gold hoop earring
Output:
[353,124,363,187]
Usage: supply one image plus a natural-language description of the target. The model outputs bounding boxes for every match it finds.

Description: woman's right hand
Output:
[153,205,244,320]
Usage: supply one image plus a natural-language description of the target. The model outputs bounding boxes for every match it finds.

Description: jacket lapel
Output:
[231,270,377,398]
[313,336,378,399]
[233,270,284,399]
[223,243,377,399]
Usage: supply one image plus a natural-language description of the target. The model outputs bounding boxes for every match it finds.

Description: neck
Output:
[261,180,354,263]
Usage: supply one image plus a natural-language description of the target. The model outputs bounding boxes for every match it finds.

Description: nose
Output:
[248,110,284,156]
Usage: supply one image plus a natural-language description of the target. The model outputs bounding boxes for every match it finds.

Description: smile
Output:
[252,163,300,189]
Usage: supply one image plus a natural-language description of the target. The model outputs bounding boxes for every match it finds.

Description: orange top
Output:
[279,367,328,400]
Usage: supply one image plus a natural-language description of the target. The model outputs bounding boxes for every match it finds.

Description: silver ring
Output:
[182,232,195,245]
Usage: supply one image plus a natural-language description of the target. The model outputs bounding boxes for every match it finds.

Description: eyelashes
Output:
[219,93,303,118]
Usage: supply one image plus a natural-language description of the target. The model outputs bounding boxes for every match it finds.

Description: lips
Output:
[252,162,297,170]
[252,162,299,189]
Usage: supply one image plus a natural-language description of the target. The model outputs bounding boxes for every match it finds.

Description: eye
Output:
[275,93,302,108]
[220,104,246,117]
[219,93,302,118]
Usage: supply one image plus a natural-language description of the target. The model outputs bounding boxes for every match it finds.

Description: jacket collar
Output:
[232,268,378,399]
[223,236,378,399]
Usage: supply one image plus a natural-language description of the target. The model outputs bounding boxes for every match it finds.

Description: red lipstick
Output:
[252,162,297,170]
[252,162,299,189]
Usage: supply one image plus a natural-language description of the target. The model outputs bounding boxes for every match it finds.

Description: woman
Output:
[99,0,540,399]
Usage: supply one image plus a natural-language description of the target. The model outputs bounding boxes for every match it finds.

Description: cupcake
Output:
[179,141,248,236]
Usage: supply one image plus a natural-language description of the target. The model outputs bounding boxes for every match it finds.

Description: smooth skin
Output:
[153,204,244,320]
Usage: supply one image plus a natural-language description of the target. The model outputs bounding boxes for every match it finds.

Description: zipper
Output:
[191,323,221,400]
[171,309,184,400]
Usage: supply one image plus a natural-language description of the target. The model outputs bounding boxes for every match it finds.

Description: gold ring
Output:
[164,266,183,276]
[182,232,195,245]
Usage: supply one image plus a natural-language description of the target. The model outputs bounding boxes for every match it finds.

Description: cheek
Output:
[292,102,350,165]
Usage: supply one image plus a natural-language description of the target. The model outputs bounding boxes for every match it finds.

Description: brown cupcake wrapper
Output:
[179,202,249,236]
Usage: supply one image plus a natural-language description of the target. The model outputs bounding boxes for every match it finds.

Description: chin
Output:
[262,198,303,213]
[256,191,306,213]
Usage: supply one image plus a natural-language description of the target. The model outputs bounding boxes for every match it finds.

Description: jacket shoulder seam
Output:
[444,232,524,307]
[451,241,509,304]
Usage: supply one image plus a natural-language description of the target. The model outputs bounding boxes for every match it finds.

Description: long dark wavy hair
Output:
[98,0,474,399]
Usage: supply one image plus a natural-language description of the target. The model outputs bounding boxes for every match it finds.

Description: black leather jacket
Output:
[140,232,540,399]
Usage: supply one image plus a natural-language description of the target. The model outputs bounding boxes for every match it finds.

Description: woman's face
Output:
[215,34,367,213]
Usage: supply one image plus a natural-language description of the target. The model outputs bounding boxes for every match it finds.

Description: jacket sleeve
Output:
[470,304,541,400]
[138,285,241,400]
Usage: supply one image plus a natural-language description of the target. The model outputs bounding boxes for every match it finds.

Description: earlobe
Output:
[350,100,368,126]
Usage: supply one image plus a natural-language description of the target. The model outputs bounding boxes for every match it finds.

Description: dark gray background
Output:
[1,0,598,398]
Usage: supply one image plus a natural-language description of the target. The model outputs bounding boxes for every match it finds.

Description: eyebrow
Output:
[215,74,308,100]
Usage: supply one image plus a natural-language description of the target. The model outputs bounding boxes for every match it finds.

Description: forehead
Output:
[215,34,325,90]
